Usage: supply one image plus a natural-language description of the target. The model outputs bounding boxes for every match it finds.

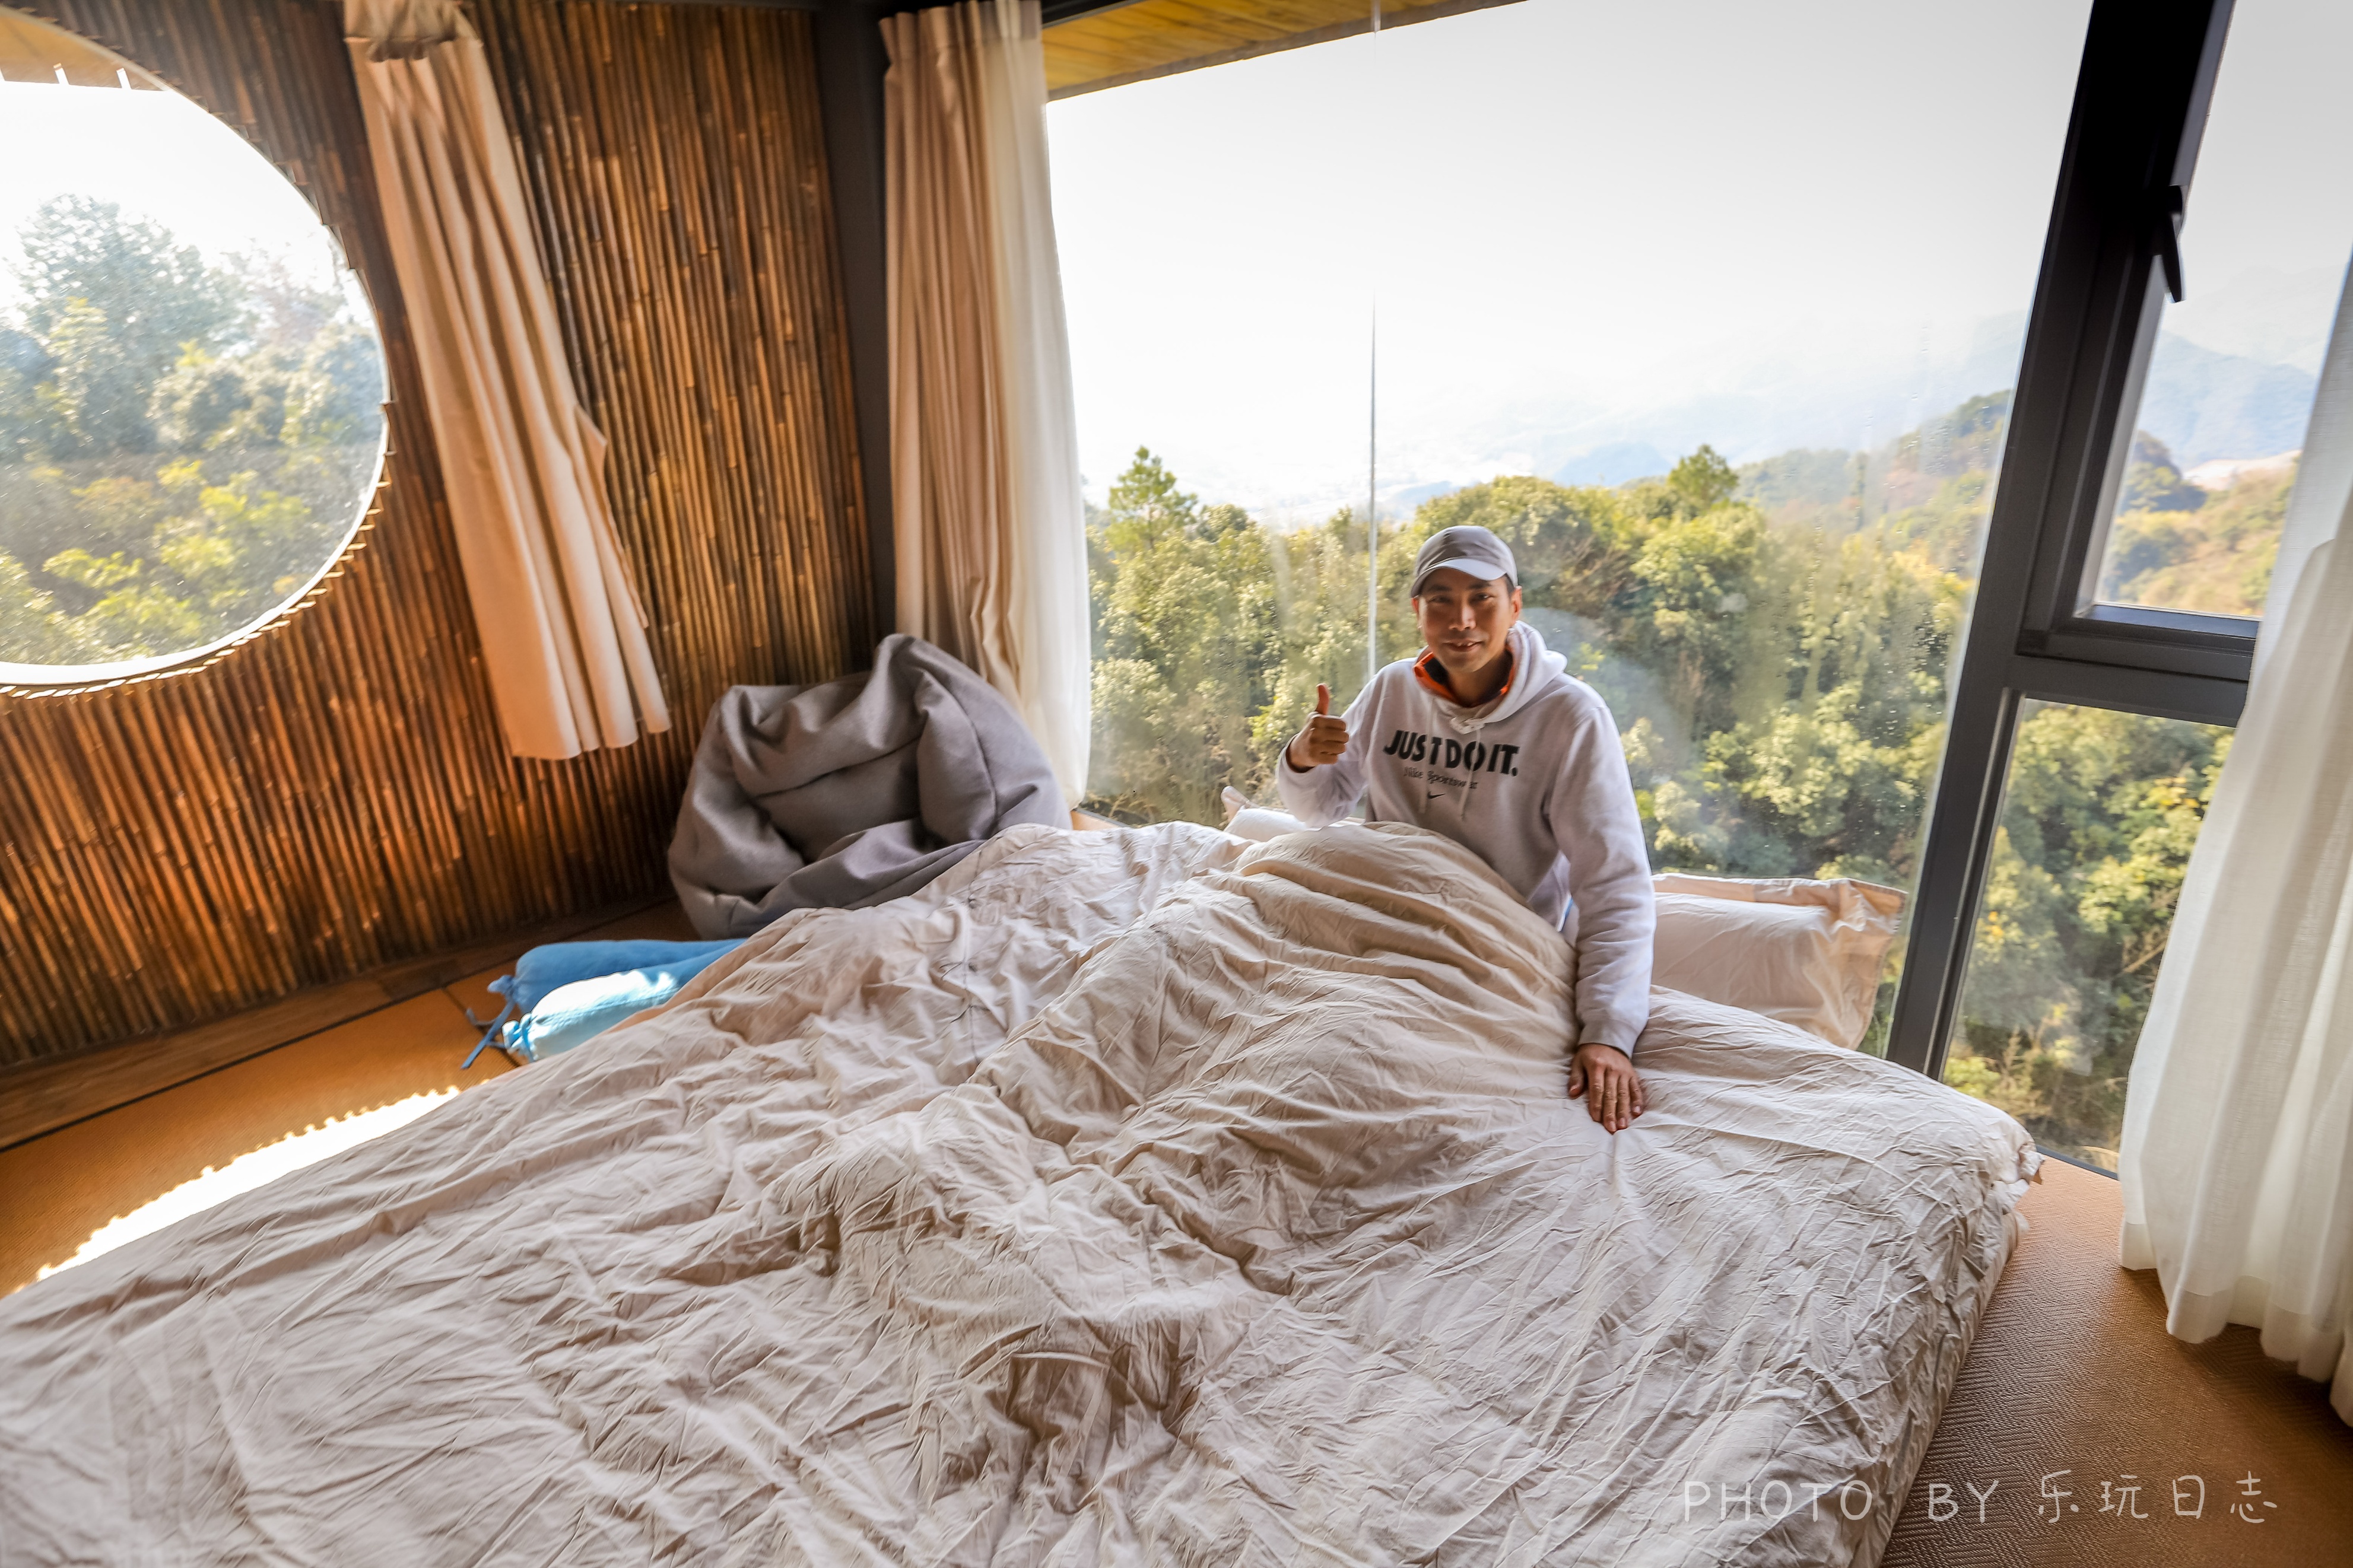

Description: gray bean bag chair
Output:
[669,634,1067,937]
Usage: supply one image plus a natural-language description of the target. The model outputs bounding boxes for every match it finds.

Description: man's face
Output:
[1414,567,1521,685]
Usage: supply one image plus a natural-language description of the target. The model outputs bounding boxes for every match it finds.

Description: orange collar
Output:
[1414,646,1514,708]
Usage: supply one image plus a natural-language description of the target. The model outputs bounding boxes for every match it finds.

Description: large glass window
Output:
[2092,0,2353,619]
[1053,21,1383,827]
[1052,0,2091,1047]
[0,10,386,682]
[1942,701,2227,1169]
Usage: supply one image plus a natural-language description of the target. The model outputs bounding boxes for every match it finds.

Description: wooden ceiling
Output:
[0,9,158,88]
[1043,0,1521,100]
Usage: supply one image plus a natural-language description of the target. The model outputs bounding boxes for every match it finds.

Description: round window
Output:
[0,9,386,685]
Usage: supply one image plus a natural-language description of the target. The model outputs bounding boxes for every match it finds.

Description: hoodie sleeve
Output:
[1546,691,1656,1053]
[1272,685,1373,828]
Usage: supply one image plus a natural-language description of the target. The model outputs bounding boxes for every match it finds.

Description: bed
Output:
[0,822,2033,1566]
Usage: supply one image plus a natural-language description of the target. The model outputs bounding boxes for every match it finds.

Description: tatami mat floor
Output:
[1881,1157,2352,1567]
[4,938,2346,1563]
[0,901,697,1297]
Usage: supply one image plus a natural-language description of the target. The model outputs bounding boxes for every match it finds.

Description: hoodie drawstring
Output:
[1432,622,1568,734]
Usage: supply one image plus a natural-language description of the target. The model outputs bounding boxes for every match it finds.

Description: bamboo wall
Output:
[0,0,875,1068]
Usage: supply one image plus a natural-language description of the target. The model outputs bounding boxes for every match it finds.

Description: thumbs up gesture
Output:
[1287,683,1351,770]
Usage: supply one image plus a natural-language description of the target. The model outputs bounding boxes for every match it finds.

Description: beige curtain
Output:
[345,0,667,759]
[884,0,1090,807]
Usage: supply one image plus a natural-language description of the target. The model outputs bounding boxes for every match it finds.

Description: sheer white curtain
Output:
[2119,266,2353,1424]
[883,0,1090,808]
[345,0,668,759]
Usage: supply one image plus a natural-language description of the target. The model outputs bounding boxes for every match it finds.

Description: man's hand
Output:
[1567,1042,1644,1134]
[1286,683,1349,770]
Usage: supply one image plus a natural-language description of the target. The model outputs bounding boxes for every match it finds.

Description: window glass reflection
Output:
[1945,701,2229,1169]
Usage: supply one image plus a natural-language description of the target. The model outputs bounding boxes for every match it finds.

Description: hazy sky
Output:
[1048,0,2353,519]
[3,1,2345,521]
[0,73,352,307]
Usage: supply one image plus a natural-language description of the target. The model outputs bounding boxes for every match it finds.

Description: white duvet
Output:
[0,823,2033,1566]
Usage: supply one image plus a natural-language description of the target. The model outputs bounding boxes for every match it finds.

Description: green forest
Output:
[2101,430,2287,616]
[1085,394,2259,1166]
[0,197,385,667]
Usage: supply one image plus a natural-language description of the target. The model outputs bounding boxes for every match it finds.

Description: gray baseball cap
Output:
[1409,524,1517,597]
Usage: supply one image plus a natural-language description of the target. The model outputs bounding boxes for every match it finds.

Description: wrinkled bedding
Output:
[0,823,2033,1567]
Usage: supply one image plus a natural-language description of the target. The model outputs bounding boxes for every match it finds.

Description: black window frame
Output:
[1884,0,2250,1076]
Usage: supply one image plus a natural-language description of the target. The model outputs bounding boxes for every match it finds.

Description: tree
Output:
[2119,431,2203,513]
[1701,539,1962,882]
[1077,403,2235,1124]
[1100,446,1196,555]
[0,202,382,665]
[1253,505,1385,772]
[1666,443,1738,513]
[2102,457,2287,616]
[1406,474,1635,627]
[9,198,242,458]
[1087,450,1281,822]
[1941,705,2224,1162]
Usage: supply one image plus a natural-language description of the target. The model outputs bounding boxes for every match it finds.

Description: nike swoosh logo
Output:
[1427,790,1444,800]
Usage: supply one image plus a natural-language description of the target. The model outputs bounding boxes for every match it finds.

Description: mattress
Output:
[0,822,2033,1566]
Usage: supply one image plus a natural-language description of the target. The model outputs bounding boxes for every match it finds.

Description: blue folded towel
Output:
[465,939,742,1067]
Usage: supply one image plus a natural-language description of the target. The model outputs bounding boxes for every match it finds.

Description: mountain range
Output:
[1523,268,2336,494]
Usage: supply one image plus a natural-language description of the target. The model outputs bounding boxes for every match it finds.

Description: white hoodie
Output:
[1275,621,1655,1052]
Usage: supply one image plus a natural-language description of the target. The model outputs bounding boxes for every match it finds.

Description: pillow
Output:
[464,938,743,1066]
[1649,872,1904,1049]
[500,963,716,1062]
[1220,786,1310,844]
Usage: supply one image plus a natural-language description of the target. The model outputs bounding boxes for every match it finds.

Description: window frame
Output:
[1884,0,2247,1076]
[0,27,393,694]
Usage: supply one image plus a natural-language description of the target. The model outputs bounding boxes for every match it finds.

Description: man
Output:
[1278,524,1655,1133]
